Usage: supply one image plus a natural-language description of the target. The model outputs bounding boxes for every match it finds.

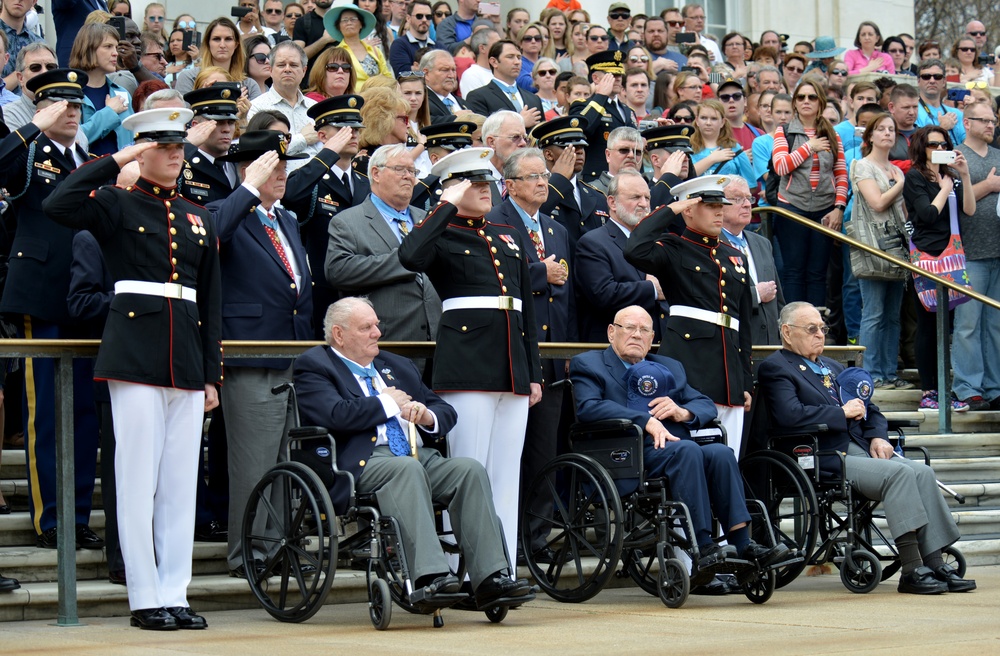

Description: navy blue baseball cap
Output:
[625,360,676,413]
[838,367,875,416]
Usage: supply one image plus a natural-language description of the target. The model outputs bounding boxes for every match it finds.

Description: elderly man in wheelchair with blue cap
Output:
[570,304,790,593]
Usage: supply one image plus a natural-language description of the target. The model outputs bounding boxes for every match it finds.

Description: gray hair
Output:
[757,65,780,78]
[607,126,642,150]
[269,40,308,68]
[143,88,184,110]
[725,175,749,189]
[471,28,499,55]
[778,301,815,334]
[482,110,522,141]
[607,168,645,198]
[15,42,56,72]
[368,143,410,178]
[532,57,558,78]
[419,49,452,72]
[323,297,374,344]
[502,147,544,181]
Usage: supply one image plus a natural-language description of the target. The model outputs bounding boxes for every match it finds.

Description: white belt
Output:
[670,305,739,331]
[442,296,522,312]
[115,280,197,303]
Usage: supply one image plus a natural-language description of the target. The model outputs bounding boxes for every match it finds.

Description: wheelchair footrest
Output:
[407,592,469,612]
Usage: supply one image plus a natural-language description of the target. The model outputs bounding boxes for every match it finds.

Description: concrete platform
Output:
[2,566,998,655]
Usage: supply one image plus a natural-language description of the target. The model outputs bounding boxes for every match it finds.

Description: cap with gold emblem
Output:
[669,175,733,204]
[121,107,194,143]
[26,68,89,104]
[217,129,309,161]
[642,124,694,153]
[585,50,625,76]
[183,82,241,120]
[531,115,589,148]
[421,120,476,151]
[430,146,495,182]
[307,93,365,130]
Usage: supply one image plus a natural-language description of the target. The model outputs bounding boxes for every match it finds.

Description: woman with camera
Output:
[903,126,975,410]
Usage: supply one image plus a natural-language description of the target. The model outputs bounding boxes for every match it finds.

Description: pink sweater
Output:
[844,48,896,75]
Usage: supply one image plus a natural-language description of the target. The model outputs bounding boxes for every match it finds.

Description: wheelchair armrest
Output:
[769,424,828,439]
[888,419,920,430]
[288,426,331,440]
[568,419,640,440]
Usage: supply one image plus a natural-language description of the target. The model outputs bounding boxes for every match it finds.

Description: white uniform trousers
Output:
[109,381,204,611]
[440,391,529,563]
[715,404,745,460]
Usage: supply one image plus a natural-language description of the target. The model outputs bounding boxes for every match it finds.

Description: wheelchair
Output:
[518,384,801,609]
[740,413,967,594]
[237,382,529,628]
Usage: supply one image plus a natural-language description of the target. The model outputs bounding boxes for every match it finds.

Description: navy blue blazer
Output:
[207,186,313,369]
[570,347,717,440]
[756,350,888,478]
[574,220,669,343]
[294,345,458,512]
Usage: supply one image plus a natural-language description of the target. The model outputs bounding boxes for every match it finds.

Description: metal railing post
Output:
[936,282,953,433]
[54,351,81,626]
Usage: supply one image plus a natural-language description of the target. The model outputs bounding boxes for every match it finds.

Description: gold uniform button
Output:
[199,239,204,245]
[684,333,690,339]
[170,227,177,235]
[138,226,145,232]
[293,310,297,315]
[742,277,746,283]
[549,297,553,303]
[486,236,493,242]
[494,259,500,266]
[478,230,485,236]
[359,460,366,467]
[660,313,665,319]
[498,273,504,279]
[720,280,726,287]
[165,201,171,208]
[171,242,178,250]
[128,311,135,318]
[722,292,727,298]
[461,326,468,332]
[172,273,179,280]
[371,436,376,442]
[711,249,717,255]
[198,321,202,326]
[16,252,22,257]
[491,247,497,253]
[172,258,177,265]
[695,266,700,271]
[464,249,470,255]
[721,267,727,273]
[502,286,508,292]
[723,305,729,312]
[168,213,175,220]
[290,283,296,289]
[542,324,548,331]
[715,259,721,264]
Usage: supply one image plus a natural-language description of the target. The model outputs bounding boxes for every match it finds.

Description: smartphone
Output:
[231,6,252,18]
[854,126,865,137]
[946,88,971,103]
[638,119,659,131]
[675,32,696,44]
[680,66,699,73]
[979,54,996,66]
[931,150,956,165]
[477,1,499,17]
[182,30,201,50]
[108,15,126,40]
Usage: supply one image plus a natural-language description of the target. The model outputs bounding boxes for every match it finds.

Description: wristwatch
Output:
[835,203,846,211]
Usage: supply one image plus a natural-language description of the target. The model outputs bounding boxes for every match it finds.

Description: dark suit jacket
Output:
[756,350,888,478]
[466,80,544,118]
[427,90,469,124]
[570,347,717,440]
[325,196,441,342]
[720,229,785,346]
[294,345,458,512]
[540,172,609,254]
[574,221,669,343]
[207,186,314,369]
[180,144,237,206]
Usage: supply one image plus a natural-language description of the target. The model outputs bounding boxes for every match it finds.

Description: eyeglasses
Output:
[521,35,543,42]
[609,12,630,20]
[144,51,167,60]
[926,141,949,149]
[727,195,755,205]
[589,34,609,41]
[957,47,977,53]
[968,31,986,37]
[795,93,819,101]
[665,20,684,27]
[395,114,410,124]
[147,15,164,22]
[500,133,529,142]
[830,69,848,76]
[178,20,197,29]
[785,65,804,73]
[886,48,904,54]
[327,62,353,72]
[613,322,653,336]
[719,91,744,102]
[397,69,423,78]
[249,53,269,64]
[381,164,418,177]
[412,12,431,20]
[264,8,283,14]
[629,55,649,63]
[788,323,830,335]
[285,12,303,18]
[967,116,997,126]
[920,73,945,80]
[535,69,557,77]
[26,62,58,73]
[434,10,450,17]
[339,16,361,24]
[509,172,551,181]
[613,147,642,156]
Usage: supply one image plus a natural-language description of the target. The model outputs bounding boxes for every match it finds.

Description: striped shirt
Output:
[772,124,848,207]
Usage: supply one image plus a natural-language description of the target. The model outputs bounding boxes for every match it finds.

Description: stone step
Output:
[927,457,1000,483]
[0,447,105,481]
[868,509,1000,539]
[884,411,1000,434]
[906,433,1000,459]
[0,479,101,513]
[0,512,108,548]
[947,482,1000,508]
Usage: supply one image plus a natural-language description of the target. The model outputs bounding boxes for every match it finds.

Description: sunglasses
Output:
[926,141,949,149]
[264,8,283,14]
[920,73,945,80]
[957,47,977,53]
[609,12,630,20]
[178,20,196,29]
[397,70,424,79]
[886,48,904,54]
[147,15,164,22]
[521,35,543,42]
[966,80,989,89]
[672,114,694,122]
[968,31,986,37]
[629,55,649,63]
[536,69,557,77]
[830,69,848,76]
[412,12,431,19]
[249,53,269,64]
[434,11,450,17]
[326,62,353,72]
[589,35,609,41]
[27,62,58,73]
[665,20,684,27]
[614,147,642,156]
[785,66,804,73]
[719,91,744,102]
[395,115,410,124]
[795,93,819,101]
[285,12,303,18]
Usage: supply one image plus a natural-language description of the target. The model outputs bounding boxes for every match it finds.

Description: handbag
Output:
[908,191,973,312]
[846,160,909,281]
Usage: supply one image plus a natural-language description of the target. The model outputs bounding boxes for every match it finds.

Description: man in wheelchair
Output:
[570,305,791,581]
[757,301,976,595]
[294,298,533,608]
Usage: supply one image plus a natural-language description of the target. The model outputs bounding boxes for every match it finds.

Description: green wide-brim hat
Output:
[323,0,376,41]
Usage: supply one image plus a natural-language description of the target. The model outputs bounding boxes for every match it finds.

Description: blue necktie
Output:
[495,80,522,110]
[442,96,454,109]
[360,374,411,456]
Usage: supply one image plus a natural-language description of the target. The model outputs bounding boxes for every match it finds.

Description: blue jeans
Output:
[842,244,862,338]
[952,257,1000,400]
[858,278,905,382]
[775,202,832,305]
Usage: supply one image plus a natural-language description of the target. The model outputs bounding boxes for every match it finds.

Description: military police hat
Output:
[430,146,495,182]
[121,107,193,143]
[670,175,733,204]
[531,115,589,148]
[421,121,475,151]
[218,129,309,162]
[586,50,625,76]
[642,124,694,153]
[26,68,89,104]
[307,94,365,130]
[183,83,240,120]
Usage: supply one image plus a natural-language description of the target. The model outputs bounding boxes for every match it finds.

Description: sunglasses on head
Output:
[249,53,269,64]
[920,73,944,80]
[796,93,819,101]
[327,62,353,72]
[397,70,424,79]
[27,62,58,73]
[719,91,744,102]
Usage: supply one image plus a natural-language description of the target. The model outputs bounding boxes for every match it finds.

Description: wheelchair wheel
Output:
[621,547,659,596]
[942,545,967,577]
[740,450,818,589]
[520,454,624,603]
[743,568,776,605]
[657,558,689,609]
[484,605,508,624]
[241,461,337,622]
[369,578,392,630]
[839,549,882,594]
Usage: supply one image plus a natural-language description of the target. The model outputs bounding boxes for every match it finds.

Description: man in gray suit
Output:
[325,144,442,345]
[720,176,784,346]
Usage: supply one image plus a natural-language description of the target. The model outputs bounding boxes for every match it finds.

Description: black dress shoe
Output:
[194,521,228,542]
[130,608,179,630]
[76,524,105,550]
[475,575,532,608]
[36,527,61,549]
[229,560,268,581]
[108,570,127,586]
[410,574,461,604]
[932,564,976,592]
[0,573,20,592]
[165,606,208,629]
[697,543,737,569]
[740,541,790,568]
[0,504,10,515]
[691,575,731,596]
[897,566,948,594]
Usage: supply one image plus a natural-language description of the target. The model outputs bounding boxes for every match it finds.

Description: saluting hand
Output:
[550,145,575,179]
[243,150,281,190]
[667,196,701,215]
[112,141,160,168]
[186,119,217,149]
[322,126,355,154]
[30,99,70,132]
[439,178,472,205]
